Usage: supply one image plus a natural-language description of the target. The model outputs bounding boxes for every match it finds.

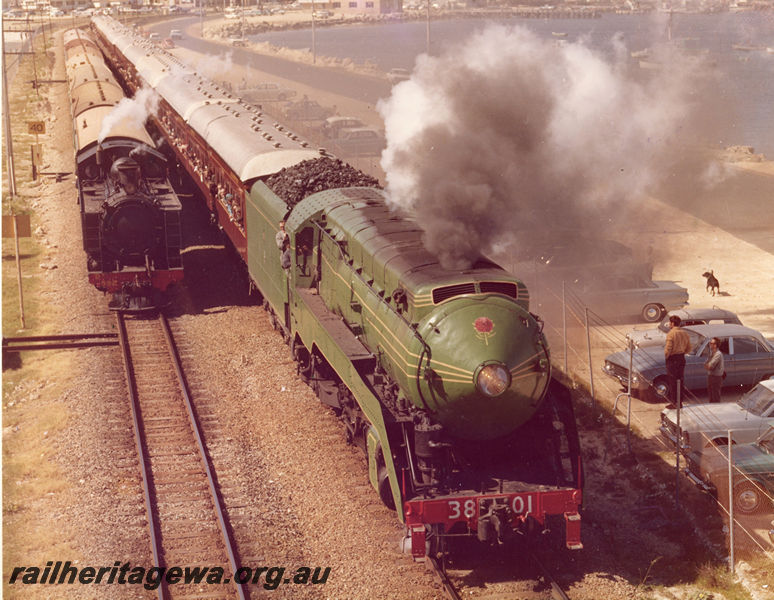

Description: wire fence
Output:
[530,277,774,566]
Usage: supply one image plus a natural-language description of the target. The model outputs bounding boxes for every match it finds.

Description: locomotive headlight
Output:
[475,362,511,397]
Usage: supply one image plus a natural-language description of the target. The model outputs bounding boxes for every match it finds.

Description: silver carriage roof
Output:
[91,16,321,183]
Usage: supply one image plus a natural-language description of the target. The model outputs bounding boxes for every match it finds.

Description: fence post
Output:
[675,381,681,508]
[728,429,734,574]
[562,281,567,374]
[585,307,595,412]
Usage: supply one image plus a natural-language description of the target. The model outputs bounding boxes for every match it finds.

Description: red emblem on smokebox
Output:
[474,317,495,345]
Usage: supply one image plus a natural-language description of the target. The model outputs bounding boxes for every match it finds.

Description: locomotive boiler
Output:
[89,15,582,557]
[64,27,183,309]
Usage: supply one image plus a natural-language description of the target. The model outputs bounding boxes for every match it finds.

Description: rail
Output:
[426,555,462,600]
[3,332,118,352]
[116,311,246,599]
[531,551,571,600]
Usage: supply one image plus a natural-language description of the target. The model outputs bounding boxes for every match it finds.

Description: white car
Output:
[322,116,365,139]
[660,379,774,455]
[387,68,410,84]
[333,127,385,156]
[626,307,742,348]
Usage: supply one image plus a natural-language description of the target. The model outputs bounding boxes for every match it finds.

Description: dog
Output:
[702,270,720,296]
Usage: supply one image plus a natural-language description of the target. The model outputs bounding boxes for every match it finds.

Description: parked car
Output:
[312,9,332,18]
[239,82,296,103]
[603,324,774,401]
[228,37,248,47]
[333,127,385,156]
[284,99,332,121]
[322,116,365,139]
[161,37,175,49]
[626,307,743,347]
[572,272,688,323]
[387,68,411,84]
[148,32,161,41]
[684,425,774,514]
[169,29,183,39]
[661,379,774,460]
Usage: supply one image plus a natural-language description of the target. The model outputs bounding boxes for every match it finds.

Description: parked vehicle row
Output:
[603,323,774,401]
[661,381,774,515]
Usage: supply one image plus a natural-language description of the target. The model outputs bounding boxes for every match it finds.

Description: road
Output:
[149,16,394,106]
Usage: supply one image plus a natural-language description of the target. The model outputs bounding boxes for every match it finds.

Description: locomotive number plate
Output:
[446,494,535,523]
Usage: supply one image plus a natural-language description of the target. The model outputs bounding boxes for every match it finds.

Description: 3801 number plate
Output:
[446,494,535,523]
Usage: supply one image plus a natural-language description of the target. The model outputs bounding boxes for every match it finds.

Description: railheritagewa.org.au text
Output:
[9,561,331,590]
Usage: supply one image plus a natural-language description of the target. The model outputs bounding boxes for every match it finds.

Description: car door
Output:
[687,337,712,390]
[730,336,774,386]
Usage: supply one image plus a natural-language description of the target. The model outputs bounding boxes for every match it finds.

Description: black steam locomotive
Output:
[64,27,183,309]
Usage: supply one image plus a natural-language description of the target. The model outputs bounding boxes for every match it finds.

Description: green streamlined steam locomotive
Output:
[246,182,583,556]
[91,14,582,558]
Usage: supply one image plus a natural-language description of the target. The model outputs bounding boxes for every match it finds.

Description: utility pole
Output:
[2,23,26,328]
[2,24,18,199]
[426,1,430,55]
[311,0,316,64]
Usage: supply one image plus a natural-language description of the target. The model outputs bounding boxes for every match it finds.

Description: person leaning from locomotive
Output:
[275,220,289,249]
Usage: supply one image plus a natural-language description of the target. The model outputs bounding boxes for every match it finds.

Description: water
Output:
[255,12,774,156]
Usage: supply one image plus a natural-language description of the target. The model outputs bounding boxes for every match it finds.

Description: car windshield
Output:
[738,385,774,416]
[759,427,774,453]
[686,330,706,354]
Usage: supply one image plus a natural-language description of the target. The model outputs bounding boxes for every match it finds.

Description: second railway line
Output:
[116,310,246,598]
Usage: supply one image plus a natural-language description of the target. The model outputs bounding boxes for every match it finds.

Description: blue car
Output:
[602,324,774,401]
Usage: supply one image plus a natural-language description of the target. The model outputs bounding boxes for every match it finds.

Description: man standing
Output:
[704,337,724,403]
[664,315,691,405]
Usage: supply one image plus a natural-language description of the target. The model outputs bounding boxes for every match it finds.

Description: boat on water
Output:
[551,32,567,38]
[638,59,661,70]
[732,43,763,51]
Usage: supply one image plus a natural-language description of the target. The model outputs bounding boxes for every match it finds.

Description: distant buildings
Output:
[297,0,402,14]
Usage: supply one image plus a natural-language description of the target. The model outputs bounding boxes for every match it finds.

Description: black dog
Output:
[702,270,720,296]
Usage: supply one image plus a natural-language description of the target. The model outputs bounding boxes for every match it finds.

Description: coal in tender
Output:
[266,157,381,207]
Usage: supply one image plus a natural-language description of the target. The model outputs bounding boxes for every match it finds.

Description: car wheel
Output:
[734,481,768,515]
[647,376,671,402]
[641,303,664,323]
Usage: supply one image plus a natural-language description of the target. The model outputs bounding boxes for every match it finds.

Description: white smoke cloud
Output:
[98,86,161,143]
[377,24,719,270]
[193,50,235,81]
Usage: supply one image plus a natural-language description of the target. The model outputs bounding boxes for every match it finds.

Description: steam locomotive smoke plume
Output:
[98,86,160,143]
[193,51,235,81]
[378,25,717,270]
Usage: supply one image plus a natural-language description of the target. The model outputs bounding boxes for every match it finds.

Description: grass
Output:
[2,25,85,597]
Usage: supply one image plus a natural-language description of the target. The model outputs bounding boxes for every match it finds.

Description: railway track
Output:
[116,310,246,600]
[428,546,572,600]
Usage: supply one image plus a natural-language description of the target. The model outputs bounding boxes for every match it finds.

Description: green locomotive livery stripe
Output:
[320,254,477,380]
[510,351,544,375]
